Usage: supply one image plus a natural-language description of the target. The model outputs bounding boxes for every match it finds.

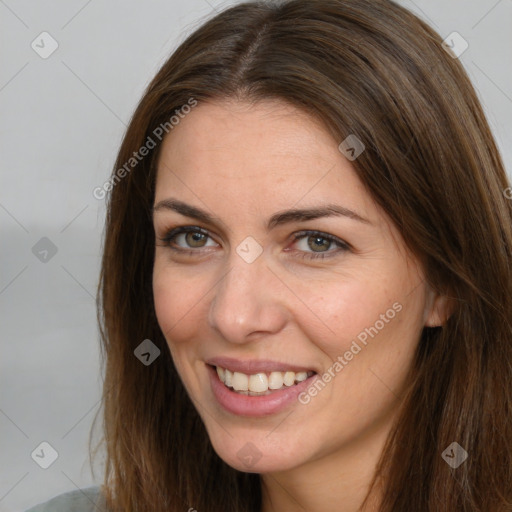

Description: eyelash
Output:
[158,226,351,260]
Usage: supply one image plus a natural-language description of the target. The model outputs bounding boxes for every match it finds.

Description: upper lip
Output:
[206,356,317,375]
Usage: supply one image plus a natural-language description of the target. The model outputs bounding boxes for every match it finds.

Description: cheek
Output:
[327,283,424,397]
[152,262,207,348]
[297,275,395,355]
[298,267,424,387]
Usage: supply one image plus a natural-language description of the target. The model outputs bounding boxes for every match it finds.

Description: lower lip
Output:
[207,365,317,417]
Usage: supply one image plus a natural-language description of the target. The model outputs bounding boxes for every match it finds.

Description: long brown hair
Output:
[93,0,512,510]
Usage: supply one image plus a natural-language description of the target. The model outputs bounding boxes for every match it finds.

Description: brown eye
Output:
[306,235,332,252]
[159,226,217,252]
[291,230,350,260]
[184,231,208,247]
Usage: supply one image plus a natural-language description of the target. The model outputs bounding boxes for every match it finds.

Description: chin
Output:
[206,427,311,474]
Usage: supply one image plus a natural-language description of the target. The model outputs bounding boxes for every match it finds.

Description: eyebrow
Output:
[152,198,371,229]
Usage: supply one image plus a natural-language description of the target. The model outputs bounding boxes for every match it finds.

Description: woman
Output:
[27,0,512,510]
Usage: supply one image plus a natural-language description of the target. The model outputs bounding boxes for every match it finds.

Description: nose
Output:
[208,250,289,344]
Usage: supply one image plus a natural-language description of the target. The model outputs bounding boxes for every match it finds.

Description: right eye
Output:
[158,226,219,254]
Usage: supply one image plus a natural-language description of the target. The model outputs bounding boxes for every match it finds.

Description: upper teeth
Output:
[215,366,313,394]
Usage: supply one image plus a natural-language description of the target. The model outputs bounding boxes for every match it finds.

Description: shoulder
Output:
[25,486,107,512]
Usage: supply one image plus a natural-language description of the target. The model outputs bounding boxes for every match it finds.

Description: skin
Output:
[152,99,449,512]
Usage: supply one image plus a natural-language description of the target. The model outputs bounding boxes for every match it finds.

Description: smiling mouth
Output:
[211,365,316,396]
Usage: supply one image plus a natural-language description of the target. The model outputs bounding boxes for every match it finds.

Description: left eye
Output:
[158,226,350,259]
[289,230,350,259]
[294,231,349,257]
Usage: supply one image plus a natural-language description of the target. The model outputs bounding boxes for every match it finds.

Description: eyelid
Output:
[158,225,218,247]
[155,227,218,261]
[157,225,351,259]
[291,229,351,251]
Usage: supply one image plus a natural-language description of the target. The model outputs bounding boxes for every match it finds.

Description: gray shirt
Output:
[25,486,106,512]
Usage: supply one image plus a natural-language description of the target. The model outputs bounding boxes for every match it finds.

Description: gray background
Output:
[1,0,511,510]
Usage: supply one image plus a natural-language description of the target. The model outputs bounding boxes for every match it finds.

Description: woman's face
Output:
[152,99,439,474]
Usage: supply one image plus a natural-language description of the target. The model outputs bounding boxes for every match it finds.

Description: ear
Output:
[424,286,455,327]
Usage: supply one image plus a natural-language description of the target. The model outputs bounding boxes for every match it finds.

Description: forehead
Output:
[154,99,373,221]
[157,99,333,170]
